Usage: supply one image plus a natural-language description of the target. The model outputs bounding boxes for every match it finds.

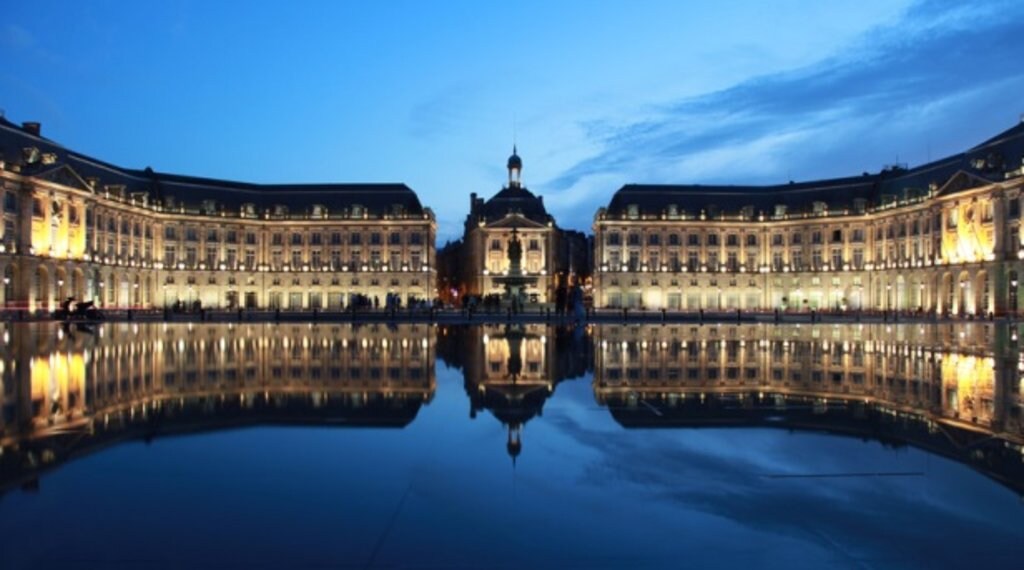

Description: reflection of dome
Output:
[507,146,522,170]
[506,423,523,465]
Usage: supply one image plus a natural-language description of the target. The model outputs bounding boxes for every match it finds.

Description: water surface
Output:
[1,321,1021,569]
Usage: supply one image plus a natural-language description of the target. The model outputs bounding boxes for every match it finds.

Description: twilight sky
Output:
[3,0,1024,241]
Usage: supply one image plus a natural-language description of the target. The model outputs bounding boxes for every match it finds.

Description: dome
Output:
[507,146,522,170]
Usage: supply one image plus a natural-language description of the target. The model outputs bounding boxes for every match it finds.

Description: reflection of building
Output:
[437,323,590,461]
[593,122,1024,315]
[0,322,435,492]
[449,149,589,304]
[0,118,436,312]
[593,323,1024,492]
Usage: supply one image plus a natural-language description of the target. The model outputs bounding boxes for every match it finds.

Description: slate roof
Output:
[0,116,426,217]
[475,185,551,223]
[604,120,1024,217]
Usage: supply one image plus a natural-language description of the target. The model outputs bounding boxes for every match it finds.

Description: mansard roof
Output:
[0,116,426,218]
[476,185,551,223]
[604,120,1024,218]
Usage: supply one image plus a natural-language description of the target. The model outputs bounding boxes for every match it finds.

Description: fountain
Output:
[493,227,538,310]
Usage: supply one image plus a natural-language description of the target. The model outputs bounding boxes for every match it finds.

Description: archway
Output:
[3,264,15,308]
[940,272,953,315]
[1009,270,1019,316]
[957,271,971,315]
[71,267,85,300]
[35,265,50,313]
[974,270,989,316]
[55,266,68,304]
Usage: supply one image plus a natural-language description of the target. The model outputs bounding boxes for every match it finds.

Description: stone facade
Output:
[0,119,436,313]
[593,124,1024,316]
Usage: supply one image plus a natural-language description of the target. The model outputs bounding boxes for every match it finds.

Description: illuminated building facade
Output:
[593,122,1024,315]
[454,149,587,304]
[0,118,436,312]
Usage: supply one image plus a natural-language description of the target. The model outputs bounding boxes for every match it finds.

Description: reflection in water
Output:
[1,321,1022,494]
[593,322,1024,491]
[0,322,435,492]
[435,324,591,461]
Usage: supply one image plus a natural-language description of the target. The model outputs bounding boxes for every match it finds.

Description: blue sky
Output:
[3,0,1024,241]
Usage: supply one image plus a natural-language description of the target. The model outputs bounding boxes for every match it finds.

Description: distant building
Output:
[0,117,437,312]
[451,148,588,304]
[592,121,1024,315]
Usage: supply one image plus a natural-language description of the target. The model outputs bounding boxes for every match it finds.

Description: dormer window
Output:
[273,204,288,217]
[627,204,639,220]
[201,200,217,215]
[351,204,364,218]
[241,203,256,218]
[311,204,327,218]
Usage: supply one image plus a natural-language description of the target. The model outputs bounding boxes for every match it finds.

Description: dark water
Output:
[0,321,1022,569]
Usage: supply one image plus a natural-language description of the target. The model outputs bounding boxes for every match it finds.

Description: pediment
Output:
[486,213,549,229]
[934,170,995,197]
[34,164,94,193]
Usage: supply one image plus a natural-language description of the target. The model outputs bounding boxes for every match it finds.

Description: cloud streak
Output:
[541,0,1024,231]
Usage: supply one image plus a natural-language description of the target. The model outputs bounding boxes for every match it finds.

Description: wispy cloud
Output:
[541,0,1024,231]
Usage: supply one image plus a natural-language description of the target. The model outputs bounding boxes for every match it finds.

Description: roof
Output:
[472,185,552,225]
[603,120,1024,218]
[0,116,426,217]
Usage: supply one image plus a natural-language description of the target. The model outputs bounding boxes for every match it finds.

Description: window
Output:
[791,233,802,245]
[627,233,640,246]
[311,233,323,245]
[409,232,422,245]
[370,233,381,245]
[648,234,660,246]
[350,233,362,246]
[831,229,842,243]
[388,232,401,245]
[726,234,738,247]
[707,234,719,246]
[2,193,16,213]
[746,234,757,247]
[32,198,44,217]
[207,229,219,242]
[271,233,283,245]
[668,234,680,246]
[772,234,783,246]
[608,233,621,246]
[687,234,700,246]
[185,227,198,241]
[852,229,864,242]
[811,231,822,244]
[1010,198,1021,219]
[291,233,303,245]
[490,239,502,251]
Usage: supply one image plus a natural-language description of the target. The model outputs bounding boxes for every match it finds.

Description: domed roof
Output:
[507,146,522,170]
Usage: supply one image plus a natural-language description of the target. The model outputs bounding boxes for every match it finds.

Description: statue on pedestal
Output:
[507,228,523,275]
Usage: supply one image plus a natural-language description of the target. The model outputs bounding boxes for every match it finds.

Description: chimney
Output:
[22,122,41,136]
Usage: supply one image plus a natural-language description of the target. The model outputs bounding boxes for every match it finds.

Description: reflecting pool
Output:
[1,321,1022,568]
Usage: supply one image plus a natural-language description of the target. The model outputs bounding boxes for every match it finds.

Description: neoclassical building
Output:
[593,121,1024,315]
[0,117,436,313]
[452,148,588,304]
